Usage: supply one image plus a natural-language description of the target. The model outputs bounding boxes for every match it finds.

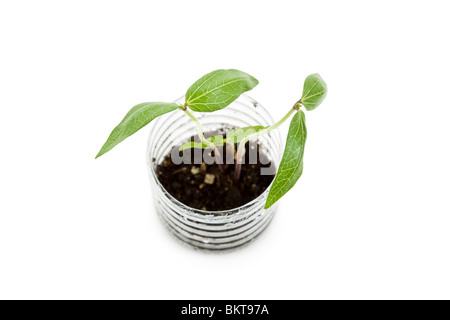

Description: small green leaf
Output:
[179,126,266,151]
[179,135,224,151]
[225,126,266,144]
[301,73,327,111]
[185,69,259,112]
[96,102,179,158]
[265,110,307,209]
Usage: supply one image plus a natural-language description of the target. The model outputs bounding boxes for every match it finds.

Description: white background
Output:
[1,1,449,300]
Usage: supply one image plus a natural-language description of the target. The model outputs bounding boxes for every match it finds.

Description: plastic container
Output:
[147,95,282,250]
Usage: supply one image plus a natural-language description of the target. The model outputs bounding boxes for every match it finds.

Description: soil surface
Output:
[155,132,275,211]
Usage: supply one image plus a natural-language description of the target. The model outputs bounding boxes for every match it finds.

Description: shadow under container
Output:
[147,95,282,250]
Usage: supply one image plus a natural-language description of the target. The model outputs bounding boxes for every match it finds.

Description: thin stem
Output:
[233,106,298,183]
[181,107,224,171]
[233,160,242,184]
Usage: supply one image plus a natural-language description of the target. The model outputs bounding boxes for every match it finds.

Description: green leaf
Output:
[301,73,327,111]
[178,125,266,151]
[96,102,179,158]
[179,135,224,151]
[225,126,266,144]
[265,110,307,209]
[185,69,259,112]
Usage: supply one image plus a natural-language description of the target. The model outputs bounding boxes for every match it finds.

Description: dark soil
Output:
[155,131,275,211]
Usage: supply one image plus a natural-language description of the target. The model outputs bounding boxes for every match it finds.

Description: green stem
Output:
[269,107,297,131]
[181,107,224,171]
[233,106,298,183]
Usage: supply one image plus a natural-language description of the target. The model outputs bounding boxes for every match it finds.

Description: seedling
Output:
[96,69,327,209]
